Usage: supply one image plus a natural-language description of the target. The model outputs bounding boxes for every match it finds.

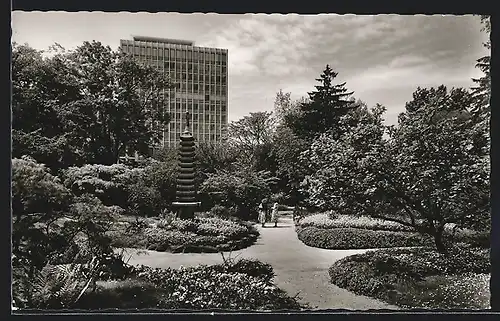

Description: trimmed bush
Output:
[109,216,260,253]
[296,226,432,250]
[76,262,301,311]
[298,213,414,232]
[328,246,490,309]
[296,213,489,249]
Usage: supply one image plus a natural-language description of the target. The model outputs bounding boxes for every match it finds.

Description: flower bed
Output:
[295,213,489,249]
[297,213,413,232]
[108,216,259,253]
[328,246,490,309]
[296,226,432,250]
[75,259,303,311]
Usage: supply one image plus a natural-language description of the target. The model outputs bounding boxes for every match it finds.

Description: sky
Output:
[11,12,489,126]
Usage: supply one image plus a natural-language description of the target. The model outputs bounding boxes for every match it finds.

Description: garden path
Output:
[119,213,399,311]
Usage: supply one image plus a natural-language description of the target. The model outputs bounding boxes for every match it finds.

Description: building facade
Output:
[119,36,228,148]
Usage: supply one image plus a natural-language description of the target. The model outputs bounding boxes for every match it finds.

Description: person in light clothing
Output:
[271,202,279,227]
[258,201,266,228]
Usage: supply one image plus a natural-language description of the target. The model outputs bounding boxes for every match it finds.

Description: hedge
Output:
[296,226,433,250]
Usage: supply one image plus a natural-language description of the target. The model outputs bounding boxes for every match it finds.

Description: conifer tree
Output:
[289,65,358,140]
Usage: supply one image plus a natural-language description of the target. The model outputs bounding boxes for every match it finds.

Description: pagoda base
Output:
[172,201,201,220]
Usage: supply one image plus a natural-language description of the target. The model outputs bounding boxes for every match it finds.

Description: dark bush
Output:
[296,226,432,250]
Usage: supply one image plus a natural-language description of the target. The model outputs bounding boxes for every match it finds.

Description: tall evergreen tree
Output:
[289,65,358,140]
[471,15,491,123]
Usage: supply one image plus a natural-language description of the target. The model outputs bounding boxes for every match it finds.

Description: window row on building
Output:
[121,45,227,64]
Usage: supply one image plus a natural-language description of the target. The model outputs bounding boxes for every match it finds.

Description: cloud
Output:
[11,12,488,126]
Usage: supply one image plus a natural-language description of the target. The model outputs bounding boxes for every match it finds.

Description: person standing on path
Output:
[271,202,279,227]
[258,201,267,228]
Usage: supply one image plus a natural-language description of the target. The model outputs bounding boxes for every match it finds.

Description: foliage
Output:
[11,41,173,169]
[228,111,278,171]
[200,167,277,220]
[301,102,387,213]
[12,156,73,274]
[471,15,491,125]
[208,205,232,219]
[271,124,310,204]
[129,159,177,216]
[61,161,177,217]
[62,163,133,207]
[17,258,101,309]
[195,141,240,176]
[287,65,358,140]
[296,226,431,250]
[328,246,490,309]
[12,157,130,309]
[301,86,490,253]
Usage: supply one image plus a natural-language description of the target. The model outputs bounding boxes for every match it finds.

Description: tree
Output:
[288,65,358,140]
[303,86,490,254]
[199,167,277,220]
[471,15,491,125]
[63,41,173,164]
[301,103,387,213]
[228,111,277,170]
[11,43,83,171]
[273,89,292,125]
[270,91,313,204]
[11,41,173,168]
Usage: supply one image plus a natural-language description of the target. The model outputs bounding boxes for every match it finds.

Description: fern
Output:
[29,256,101,308]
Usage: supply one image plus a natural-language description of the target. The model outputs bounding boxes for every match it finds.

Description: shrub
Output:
[75,279,165,310]
[217,257,276,283]
[124,264,301,310]
[296,226,432,250]
[404,273,490,309]
[61,164,132,207]
[61,161,178,217]
[209,205,231,218]
[199,168,276,221]
[136,160,178,213]
[328,246,490,309]
[12,156,72,273]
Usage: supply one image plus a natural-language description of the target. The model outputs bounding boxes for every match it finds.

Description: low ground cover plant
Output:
[328,246,490,309]
[108,215,259,253]
[297,213,413,232]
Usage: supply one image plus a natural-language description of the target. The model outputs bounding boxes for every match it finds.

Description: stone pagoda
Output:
[172,110,201,219]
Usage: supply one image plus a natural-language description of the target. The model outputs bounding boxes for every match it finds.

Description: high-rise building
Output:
[119,36,228,148]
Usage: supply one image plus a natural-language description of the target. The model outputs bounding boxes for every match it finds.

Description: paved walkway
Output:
[119,214,399,310]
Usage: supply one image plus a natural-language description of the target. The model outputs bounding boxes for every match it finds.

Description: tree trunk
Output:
[433,227,447,254]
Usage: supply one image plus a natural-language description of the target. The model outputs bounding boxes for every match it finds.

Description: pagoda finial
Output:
[184,110,191,132]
